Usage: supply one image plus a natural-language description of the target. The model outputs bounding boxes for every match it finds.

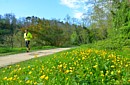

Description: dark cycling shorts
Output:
[25,40,30,48]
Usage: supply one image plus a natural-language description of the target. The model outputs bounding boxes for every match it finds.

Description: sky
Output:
[0,0,93,20]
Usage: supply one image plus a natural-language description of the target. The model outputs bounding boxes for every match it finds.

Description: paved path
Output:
[0,48,71,68]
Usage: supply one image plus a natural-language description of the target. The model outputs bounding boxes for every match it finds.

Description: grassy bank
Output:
[0,46,57,56]
[0,45,130,84]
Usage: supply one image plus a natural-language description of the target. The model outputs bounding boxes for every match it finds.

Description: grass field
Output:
[0,44,130,85]
[0,46,56,56]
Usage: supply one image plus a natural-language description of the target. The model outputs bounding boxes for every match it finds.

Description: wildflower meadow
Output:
[0,47,130,85]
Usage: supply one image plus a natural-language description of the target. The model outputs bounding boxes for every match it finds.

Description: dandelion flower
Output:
[69,70,73,73]
[19,80,22,83]
[105,71,109,75]
[93,65,98,68]
[90,72,93,75]
[2,70,5,73]
[28,66,31,68]
[9,66,12,68]
[111,71,114,75]
[34,82,37,84]
[66,78,68,80]
[32,68,35,70]
[100,74,104,77]
[125,64,128,67]
[29,71,32,75]
[117,70,121,74]
[26,80,30,84]
[58,64,62,68]
[128,79,130,82]
[45,76,49,80]
[18,68,22,71]
[82,57,85,60]
[14,75,17,78]
[111,65,115,68]
[70,67,73,69]
[65,70,69,74]
[8,77,13,81]
[40,75,45,79]
[63,65,66,69]
[3,77,7,80]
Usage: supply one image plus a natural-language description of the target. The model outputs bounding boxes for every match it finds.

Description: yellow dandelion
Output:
[8,77,13,81]
[93,65,98,68]
[100,71,103,73]
[107,59,109,61]
[26,80,30,84]
[18,68,22,71]
[74,62,76,65]
[18,77,20,79]
[117,59,119,62]
[13,69,17,72]
[3,77,7,80]
[45,76,49,80]
[117,70,121,74]
[34,82,37,84]
[66,78,69,80]
[2,70,5,73]
[13,77,17,80]
[63,65,66,69]
[32,68,35,70]
[14,75,17,78]
[100,74,104,77]
[70,67,73,69]
[128,79,130,82]
[19,80,22,83]
[77,64,79,66]
[58,64,62,68]
[9,66,12,68]
[52,66,55,69]
[28,66,31,68]
[59,69,62,72]
[29,71,32,75]
[65,70,69,74]
[105,71,109,75]
[90,72,93,75]
[40,75,45,79]
[125,64,128,67]
[40,70,42,73]
[111,71,114,75]
[42,67,44,70]
[102,79,104,82]
[69,70,73,73]
[82,57,85,60]
[111,65,115,68]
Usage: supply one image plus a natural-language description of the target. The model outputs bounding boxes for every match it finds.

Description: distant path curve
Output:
[0,48,71,68]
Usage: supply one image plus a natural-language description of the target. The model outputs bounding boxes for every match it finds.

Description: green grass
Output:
[114,46,130,58]
[0,45,130,85]
[0,46,57,56]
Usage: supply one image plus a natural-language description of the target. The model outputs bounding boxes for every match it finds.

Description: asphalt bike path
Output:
[0,48,71,68]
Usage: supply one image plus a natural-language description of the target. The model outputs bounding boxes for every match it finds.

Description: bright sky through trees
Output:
[0,0,92,20]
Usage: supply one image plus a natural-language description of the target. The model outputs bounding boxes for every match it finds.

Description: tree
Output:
[4,13,17,48]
